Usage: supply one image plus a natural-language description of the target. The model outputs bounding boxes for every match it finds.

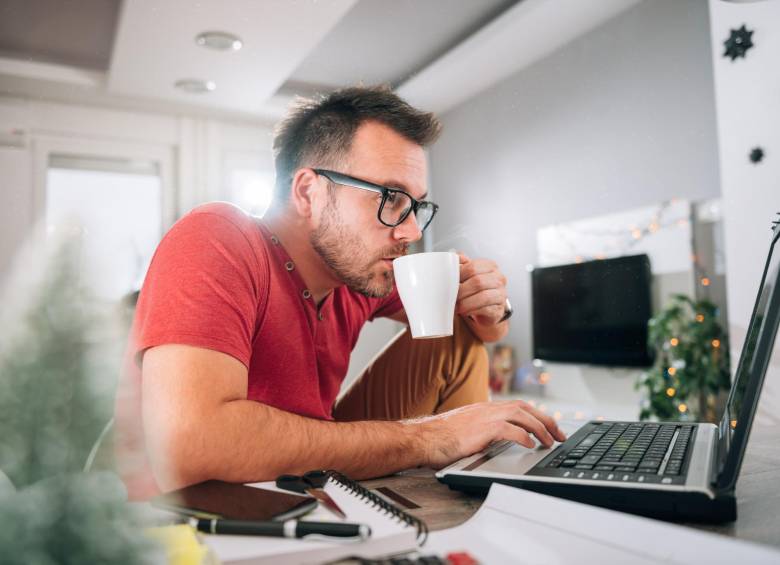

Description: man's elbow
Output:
[145,413,208,492]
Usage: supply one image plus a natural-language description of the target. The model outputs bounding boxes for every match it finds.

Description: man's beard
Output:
[310,198,407,298]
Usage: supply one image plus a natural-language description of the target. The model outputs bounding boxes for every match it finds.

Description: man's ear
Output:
[289,168,321,218]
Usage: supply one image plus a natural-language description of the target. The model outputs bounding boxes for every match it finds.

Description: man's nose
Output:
[392,211,423,243]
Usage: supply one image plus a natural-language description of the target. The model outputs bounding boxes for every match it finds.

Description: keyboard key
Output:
[575,464,594,470]
[594,465,615,471]
[580,455,602,465]
[561,459,578,467]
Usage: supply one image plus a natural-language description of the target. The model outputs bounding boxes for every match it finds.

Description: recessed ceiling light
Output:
[195,31,243,51]
[174,78,216,93]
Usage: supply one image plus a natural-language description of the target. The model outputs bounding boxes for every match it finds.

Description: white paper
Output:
[425,483,780,565]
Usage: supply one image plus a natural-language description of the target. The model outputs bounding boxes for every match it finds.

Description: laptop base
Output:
[439,474,737,523]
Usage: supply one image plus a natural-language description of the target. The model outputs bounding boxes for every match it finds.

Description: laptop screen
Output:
[717,224,780,490]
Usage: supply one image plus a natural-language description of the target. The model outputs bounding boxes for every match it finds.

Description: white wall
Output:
[429,0,721,369]
[709,0,780,424]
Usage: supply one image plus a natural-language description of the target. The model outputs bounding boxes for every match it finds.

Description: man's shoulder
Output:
[186,202,257,230]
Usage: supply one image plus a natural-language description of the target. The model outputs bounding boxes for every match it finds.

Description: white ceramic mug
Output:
[392,251,460,338]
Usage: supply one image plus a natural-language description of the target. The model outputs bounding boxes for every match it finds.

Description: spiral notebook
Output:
[201,470,427,564]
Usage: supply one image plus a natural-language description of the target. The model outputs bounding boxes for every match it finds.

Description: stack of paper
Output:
[426,483,780,564]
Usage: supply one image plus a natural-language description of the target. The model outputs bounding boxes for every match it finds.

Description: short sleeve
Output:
[131,209,267,368]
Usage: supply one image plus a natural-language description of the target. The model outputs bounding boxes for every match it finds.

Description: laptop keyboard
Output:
[529,421,696,486]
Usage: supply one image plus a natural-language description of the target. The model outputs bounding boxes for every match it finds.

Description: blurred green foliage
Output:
[637,294,731,422]
[0,237,157,564]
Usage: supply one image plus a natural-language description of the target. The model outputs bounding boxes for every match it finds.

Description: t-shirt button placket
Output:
[302,289,312,300]
[285,261,295,271]
[270,235,279,245]
[317,311,324,321]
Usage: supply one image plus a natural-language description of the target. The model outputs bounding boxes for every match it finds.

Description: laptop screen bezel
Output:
[716,225,780,492]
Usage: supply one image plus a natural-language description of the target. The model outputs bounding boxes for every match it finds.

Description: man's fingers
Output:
[506,410,555,447]
[516,401,568,442]
[499,422,535,449]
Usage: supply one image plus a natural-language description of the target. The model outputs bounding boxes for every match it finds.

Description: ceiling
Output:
[0,0,642,124]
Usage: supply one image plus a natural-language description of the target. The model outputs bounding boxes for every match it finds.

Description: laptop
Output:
[437,216,780,523]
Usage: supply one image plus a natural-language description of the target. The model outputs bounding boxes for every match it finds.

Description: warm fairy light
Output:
[575,256,583,263]
[595,254,606,260]
[678,403,688,413]
[632,229,642,239]
[701,277,711,286]
[538,372,550,384]
[574,411,585,420]
[667,367,677,376]
[666,387,676,397]
[596,416,605,421]
[730,419,738,429]
[670,338,679,347]
[553,411,562,421]
[696,314,705,323]
[712,339,721,348]
[648,222,659,233]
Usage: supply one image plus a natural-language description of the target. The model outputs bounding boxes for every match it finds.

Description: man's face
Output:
[310,121,428,297]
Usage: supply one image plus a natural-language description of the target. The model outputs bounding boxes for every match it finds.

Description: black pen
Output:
[189,517,372,540]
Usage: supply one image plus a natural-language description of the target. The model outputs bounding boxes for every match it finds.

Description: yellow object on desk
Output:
[145,524,219,565]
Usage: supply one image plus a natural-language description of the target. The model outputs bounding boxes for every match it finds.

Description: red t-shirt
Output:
[114,202,402,500]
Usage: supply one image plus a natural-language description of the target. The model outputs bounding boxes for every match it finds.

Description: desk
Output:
[361,424,780,548]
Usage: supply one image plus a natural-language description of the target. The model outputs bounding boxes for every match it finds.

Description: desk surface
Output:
[361,423,780,549]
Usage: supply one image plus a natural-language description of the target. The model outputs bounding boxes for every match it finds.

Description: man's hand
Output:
[456,252,509,342]
[416,400,568,469]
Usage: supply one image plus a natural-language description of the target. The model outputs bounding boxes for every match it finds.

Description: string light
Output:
[670,338,679,347]
[574,411,585,420]
[696,314,705,323]
[712,339,721,348]
[701,277,711,286]
[553,411,562,421]
[539,372,550,384]
[667,367,677,376]
[678,403,688,413]
[730,419,738,429]
[596,416,605,421]
[666,387,676,397]
[543,200,687,263]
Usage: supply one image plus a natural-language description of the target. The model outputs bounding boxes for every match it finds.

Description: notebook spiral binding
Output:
[325,470,429,545]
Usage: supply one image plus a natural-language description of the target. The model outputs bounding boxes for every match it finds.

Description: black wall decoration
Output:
[723,24,754,60]
[749,147,765,164]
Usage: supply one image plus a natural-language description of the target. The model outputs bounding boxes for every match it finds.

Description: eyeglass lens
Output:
[381,192,434,229]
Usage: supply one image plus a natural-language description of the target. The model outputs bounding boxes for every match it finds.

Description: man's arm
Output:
[142,344,565,492]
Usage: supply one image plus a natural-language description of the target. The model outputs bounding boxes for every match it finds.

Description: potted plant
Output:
[637,294,731,422]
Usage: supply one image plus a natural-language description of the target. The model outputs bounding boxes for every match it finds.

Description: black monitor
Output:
[531,254,654,367]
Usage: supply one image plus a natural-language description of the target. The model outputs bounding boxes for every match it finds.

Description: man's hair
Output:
[272,85,441,201]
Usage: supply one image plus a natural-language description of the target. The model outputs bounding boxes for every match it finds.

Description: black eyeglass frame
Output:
[313,168,439,232]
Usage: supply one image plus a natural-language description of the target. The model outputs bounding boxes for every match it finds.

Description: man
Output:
[115,86,565,500]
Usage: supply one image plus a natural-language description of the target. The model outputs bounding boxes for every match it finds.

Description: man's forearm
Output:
[152,400,430,491]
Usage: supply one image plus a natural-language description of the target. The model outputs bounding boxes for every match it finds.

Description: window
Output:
[228,168,274,217]
[46,155,162,301]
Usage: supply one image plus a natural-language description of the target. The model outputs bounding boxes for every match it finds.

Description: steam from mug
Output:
[392,252,459,338]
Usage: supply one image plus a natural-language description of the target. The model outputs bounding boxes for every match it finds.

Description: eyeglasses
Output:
[313,169,439,232]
